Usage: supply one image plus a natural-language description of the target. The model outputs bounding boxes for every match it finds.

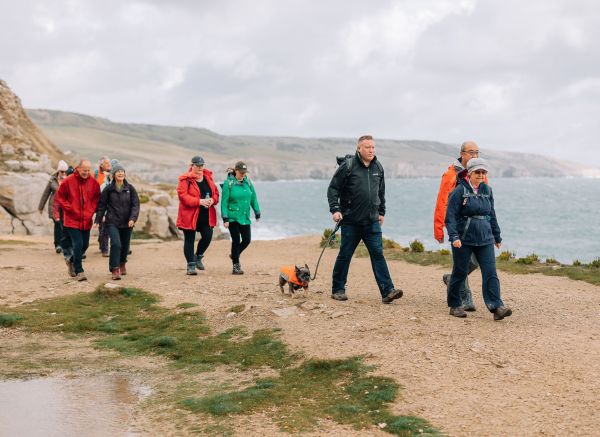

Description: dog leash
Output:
[310,220,341,281]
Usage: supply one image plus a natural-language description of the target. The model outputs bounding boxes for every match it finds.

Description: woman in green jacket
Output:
[221,161,261,275]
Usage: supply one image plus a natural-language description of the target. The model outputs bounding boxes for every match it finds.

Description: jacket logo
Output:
[372,173,380,176]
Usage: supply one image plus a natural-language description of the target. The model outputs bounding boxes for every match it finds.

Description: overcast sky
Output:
[1,0,599,165]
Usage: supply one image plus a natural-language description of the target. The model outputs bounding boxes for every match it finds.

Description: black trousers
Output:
[228,221,251,264]
[53,220,63,248]
[182,225,213,263]
[107,224,132,271]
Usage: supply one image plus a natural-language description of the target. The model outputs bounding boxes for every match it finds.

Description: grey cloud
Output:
[1,0,599,165]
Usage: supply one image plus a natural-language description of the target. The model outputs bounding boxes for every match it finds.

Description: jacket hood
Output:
[452,158,466,172]
[179,167,214,181]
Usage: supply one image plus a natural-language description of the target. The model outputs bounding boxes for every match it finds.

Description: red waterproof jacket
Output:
[55,172,100,230]
[176,168,220,229]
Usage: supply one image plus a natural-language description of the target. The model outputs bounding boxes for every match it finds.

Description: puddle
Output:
[0,374,151,437]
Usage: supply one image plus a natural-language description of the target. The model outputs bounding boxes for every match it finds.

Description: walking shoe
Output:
[76,272,87,281]
[493,306,513,321]
[55,245,62,254]
[382,288,403,304]
[196,255,205,271]
[119,263,127,275]
[463,304,477,312]
[186,262,197,276]
[442,273,451,286]
[449,306,467,318]
[232,263,244,275]
[65,259,76,277]
[111,268,121,280]
[331,291,348,301]
[102,252,109,258]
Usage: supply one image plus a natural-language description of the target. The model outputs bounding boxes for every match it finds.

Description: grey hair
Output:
[98,156,110,165]
[77,158,91,167]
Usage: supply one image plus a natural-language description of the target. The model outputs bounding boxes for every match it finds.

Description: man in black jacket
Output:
[327,135,403,304]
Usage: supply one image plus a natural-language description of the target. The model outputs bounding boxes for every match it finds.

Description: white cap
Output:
[57,160,68,172]
[467,157,489,174]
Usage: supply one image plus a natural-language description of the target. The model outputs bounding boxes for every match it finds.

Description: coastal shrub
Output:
[409,239,425,253]
[438,249,450,256]
[497,251,515,261]
[382,237,401,249]
[516,253,539,265]
[545,258,559,265]
[572,259,582,267]
[589,258,600,269]
[320,228,340,248]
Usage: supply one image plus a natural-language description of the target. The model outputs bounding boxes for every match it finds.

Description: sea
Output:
[244,178,599,264]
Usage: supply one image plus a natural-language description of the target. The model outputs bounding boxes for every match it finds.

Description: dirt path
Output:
[1,235,599,436]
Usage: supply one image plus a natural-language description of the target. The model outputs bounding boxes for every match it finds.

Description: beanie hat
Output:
[111,161,125,176]
[56,160,68,172]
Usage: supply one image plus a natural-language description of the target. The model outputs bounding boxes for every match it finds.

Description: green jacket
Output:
[221,174,260,225]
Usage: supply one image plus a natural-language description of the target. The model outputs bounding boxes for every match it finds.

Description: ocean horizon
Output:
[237,177,598,264]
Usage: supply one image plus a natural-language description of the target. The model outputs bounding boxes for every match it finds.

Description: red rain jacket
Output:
[176,168,220,229]
[55,172,100,230]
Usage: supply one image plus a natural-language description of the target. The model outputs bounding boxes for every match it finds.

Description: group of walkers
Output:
[38,135,512,321]
[38,155,261,281]
[38,157,139,281]
[326,135,512,320]
[175,157,260,275]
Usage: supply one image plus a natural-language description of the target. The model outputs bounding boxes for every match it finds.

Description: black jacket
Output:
[95,180,140,228]
[445,178,501,246]
[327,153,386,225]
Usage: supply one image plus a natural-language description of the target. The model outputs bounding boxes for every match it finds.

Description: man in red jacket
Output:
[56,159,100,281]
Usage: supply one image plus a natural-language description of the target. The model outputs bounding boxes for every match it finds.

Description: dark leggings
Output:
[53,220,63,247]
[107,224,132,271]
[183,225,213,263]
[228,221,251,264]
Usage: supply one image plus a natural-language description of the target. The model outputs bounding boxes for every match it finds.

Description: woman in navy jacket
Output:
[445,158,512,320]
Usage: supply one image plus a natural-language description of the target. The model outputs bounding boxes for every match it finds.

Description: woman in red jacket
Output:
[176,156,220,275]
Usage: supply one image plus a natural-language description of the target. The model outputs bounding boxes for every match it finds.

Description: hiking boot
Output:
[442,273,451,286]
[76,272,87,282]
[102,252,109,258]
[463,304,477,312]
[232,263,244,275]
[331,291,348,301]
[55,245,62,254]
[111,268,121,280]
[449,306,467,318]
[119,263,127,275]
[65,259,76,277]
[493,306,513,321]
[186,262,197,276]
[382,288,403,304]
[196,254,205,271]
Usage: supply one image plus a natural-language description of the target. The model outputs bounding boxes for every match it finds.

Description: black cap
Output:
[234,161,247,172]
[191,156,205,166]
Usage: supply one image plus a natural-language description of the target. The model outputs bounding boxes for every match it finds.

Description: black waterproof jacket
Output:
[445,178,501,246]
[95,180,140,229]
[327,152,386,225]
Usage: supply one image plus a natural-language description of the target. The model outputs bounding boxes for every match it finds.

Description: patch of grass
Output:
[438,249,450,256]
[139,193,150,204]
[0,286,291,370]
[176,302,199,309]
[497,250,515,261]
[0,313,22,327]
[0,239,37,246]
[182,357,441,436]
[573,259,582,267]
[545,258,559,264]
[515,253,539,265]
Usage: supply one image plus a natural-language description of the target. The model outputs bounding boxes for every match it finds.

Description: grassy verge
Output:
[1,286,442,436]
[341,231,600,287]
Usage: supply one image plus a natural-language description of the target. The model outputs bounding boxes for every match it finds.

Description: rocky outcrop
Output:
[0,80,187,239]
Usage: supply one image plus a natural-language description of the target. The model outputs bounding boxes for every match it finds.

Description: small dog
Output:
[278,264,311,295]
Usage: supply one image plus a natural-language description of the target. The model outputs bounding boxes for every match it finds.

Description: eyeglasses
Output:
[462,150,480,156]
[473,170,487,175]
